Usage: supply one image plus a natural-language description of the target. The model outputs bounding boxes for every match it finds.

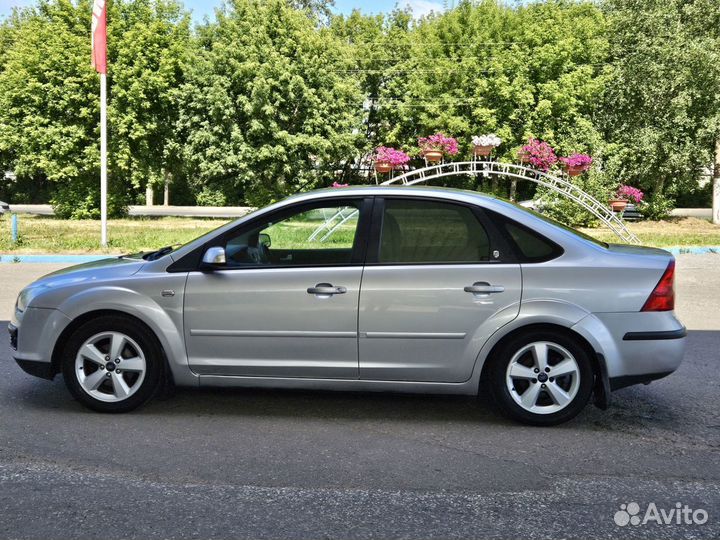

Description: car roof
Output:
[285,184,498,203]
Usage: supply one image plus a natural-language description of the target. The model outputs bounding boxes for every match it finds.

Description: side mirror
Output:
[259,233,271,248]
[202,246,226,266]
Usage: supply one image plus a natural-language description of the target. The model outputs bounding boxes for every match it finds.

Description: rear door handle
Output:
[307,283,347,296]
[464,282,505,294]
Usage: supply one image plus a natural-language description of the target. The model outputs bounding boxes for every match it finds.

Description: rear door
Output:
[358,196,522,383]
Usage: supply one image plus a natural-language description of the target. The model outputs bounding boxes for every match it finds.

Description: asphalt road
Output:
[1,256,719,539]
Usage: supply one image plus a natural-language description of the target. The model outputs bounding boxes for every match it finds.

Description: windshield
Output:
[507,200,609,248]
[121,220,234,261]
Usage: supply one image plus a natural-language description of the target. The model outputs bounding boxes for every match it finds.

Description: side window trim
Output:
[366,196,512,266]
[195,196,373,271]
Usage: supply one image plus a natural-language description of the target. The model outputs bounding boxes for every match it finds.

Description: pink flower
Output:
[616,185,644,203]
[560,153,593,169]
[418,133,459,156]
[517,138,558,172]
[374,146,411,167]
[332,182,349,188]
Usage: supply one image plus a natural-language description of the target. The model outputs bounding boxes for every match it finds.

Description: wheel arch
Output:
[477,322,609,409]
[50,309,170,379]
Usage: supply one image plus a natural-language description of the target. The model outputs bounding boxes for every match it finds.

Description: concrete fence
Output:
[0,200,712,220]
[0,203,254,218]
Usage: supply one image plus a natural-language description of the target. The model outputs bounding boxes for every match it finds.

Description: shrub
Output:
[639,192,675,221]
[195,187,227,207]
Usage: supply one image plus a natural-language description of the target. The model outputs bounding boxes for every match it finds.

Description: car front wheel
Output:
[61,315,163,413]
[489,330,594,426]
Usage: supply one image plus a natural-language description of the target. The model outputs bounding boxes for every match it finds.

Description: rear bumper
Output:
[14,358,55,380]
[622,328,687,341]
[573,312,686,388]
[609,370,674,391]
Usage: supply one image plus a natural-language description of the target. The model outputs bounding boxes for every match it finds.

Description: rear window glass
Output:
[379,199,490,264]
[503,221,558,262]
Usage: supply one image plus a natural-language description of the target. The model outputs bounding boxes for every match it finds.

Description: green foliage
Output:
[0,0,718,223]
[600,0,720,198]
[195,186,227,207]
[176,0,363,207]
[536,168,615,227]
[108,0,191,201]
[638,192,675,221]
[0,0,190,217]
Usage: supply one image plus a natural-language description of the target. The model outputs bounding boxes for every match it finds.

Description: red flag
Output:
[91,0,107,74]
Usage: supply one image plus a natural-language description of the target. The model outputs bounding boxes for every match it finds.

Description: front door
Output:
[184,197,370,378]
[358,197,522,383]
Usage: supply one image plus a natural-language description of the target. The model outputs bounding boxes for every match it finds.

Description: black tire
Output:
[488,330,594,426]
[61,315,164,413]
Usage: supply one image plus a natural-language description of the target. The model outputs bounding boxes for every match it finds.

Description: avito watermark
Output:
[614,502,709,527]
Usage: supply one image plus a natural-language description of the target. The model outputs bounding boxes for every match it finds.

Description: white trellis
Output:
[380,160,640,244]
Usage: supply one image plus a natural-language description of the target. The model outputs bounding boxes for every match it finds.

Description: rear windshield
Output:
[507,201,609,249]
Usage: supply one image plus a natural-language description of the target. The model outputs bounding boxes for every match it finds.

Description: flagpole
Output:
[100,72,108,247]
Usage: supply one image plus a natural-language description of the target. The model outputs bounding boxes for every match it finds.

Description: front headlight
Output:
[15,291,27,313]
[15,286,40,313]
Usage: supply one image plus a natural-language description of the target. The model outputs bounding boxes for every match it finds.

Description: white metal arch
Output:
[380,160,640,244]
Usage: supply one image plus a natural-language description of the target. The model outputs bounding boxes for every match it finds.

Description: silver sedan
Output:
[9,186,686,425]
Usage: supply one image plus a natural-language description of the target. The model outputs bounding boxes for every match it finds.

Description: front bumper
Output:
[8,322,52,379]
[9,307,72,381]
[8,322,18,350]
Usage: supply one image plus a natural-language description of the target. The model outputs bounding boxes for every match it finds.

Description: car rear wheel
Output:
[489,330,594,426]
[61,315,163,413]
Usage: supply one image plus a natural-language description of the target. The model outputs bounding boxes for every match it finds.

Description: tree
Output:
[107,0,191,205]
[176,0,362,206]
[0,0,191,217]
[339,0,610,200]
[600,0,720,202]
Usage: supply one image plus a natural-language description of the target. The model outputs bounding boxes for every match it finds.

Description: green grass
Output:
[0,215,228,254]
[1,214,719,254]
[580,217,720,247]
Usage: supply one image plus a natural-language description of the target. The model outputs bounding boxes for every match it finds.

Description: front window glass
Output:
[223,202,361,266]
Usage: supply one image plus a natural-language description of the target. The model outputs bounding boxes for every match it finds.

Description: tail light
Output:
[641,260,675,312]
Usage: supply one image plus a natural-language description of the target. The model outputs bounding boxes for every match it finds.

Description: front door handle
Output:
[307,283,347,296]
[464,282,505,295]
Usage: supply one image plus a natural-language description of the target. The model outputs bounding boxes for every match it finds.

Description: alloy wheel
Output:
[74,331,147,403]
[505,341,581,415]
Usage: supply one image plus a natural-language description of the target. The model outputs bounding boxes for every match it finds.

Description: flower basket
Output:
[609,199,628,212]
[517,139,558,172]
[473,145,494,157]
[616,185,644,205]
[560,153,592,176]
[418,133,458,163]
[423,150,444,163]
[471,134,501,159]
[373,146,410,173]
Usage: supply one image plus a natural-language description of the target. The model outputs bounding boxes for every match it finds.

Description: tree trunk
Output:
[145,185,154,206]
[510,179,517,201]
[163,170,172,207]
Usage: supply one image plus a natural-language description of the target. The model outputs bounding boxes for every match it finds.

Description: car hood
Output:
[16,257,146,312]
[33,256,146,288]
